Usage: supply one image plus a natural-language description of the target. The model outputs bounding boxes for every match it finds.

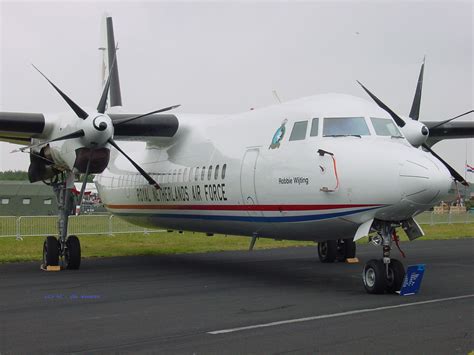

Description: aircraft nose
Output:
[399,154,452,206]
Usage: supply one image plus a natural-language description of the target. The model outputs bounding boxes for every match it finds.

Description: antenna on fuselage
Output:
[272,90,282,104]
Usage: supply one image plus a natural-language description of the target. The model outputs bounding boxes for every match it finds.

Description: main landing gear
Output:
[42,173,81,270]
[362,224,405,294]
[317,238,356,263]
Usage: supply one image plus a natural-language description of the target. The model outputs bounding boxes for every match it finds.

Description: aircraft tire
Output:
[65,235,81,270]
[43,236,59,267]
[385,259,405,294]
[363,259,387,294]
[318,240,337,263]
[344,238,356,259]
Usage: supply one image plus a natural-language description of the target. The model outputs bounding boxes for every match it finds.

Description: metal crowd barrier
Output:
[0,211,472,239]
[0,215,163,240]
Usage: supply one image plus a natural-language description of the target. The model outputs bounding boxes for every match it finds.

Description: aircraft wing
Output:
[423,120,474,146]
[0,112,46,144]
[109,113,179,140]
[0,111,179,145]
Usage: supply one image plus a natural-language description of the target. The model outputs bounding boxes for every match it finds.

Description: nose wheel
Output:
[363,224,406,294]
[42,172,82,270]
[43,236,60,267]
[64,235,81,270]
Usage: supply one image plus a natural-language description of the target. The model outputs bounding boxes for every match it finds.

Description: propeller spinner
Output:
[27,54,179,201]
[357,60,470,187]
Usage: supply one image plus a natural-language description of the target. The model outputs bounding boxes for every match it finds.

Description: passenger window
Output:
[201,166,206,181]
[183,168,188,182]
[214,165,220,180]
[208,166,213,180]
[194,167,200,181]
[323,117,370,136]
[371,117,402,137]
[289,121,308,141]
[222,164,227,179]
[310,118,319,137]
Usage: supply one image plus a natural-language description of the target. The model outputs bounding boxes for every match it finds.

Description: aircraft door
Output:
[240,148,263,217]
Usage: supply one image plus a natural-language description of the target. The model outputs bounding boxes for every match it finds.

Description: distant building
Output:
[0,181,105,216]
[0,181,58,216]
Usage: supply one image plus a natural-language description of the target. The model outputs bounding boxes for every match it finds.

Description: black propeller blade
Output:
[18,129,85,152]
[113,105,181,126]
[97,43,119,114]
[32,65,88,119]
[409,57,425,121]
[76,153,93,215]
[107,138,160,189]
[422,143,468,186]
[356,81,406,127]
[429,110,474,130]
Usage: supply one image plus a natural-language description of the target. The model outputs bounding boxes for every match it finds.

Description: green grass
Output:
[0,224,472,263]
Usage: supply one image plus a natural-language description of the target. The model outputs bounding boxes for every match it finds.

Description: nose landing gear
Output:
[363,224,405,294]
[41,172,82,270]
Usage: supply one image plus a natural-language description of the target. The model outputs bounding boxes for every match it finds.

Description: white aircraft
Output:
[1,17,472,294]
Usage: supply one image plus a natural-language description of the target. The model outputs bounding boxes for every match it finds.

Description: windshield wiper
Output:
[324,134,362,138]
[390,135,404,139]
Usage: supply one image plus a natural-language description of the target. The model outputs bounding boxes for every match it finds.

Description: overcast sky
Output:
[0,1,472,176]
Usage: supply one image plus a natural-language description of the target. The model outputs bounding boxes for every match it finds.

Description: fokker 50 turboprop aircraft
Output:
[0,17,472,294]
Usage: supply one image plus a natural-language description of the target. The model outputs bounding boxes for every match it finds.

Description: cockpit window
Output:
[323,117,370,136]
[289,121,308,141]
[310,118,319,137]
[371,117,402,137]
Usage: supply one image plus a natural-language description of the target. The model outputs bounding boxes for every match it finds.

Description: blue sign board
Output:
[399,264,425,296]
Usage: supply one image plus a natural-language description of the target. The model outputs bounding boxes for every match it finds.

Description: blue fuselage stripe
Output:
[114,206,381,223]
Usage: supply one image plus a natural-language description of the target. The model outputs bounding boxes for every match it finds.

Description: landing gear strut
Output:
[362,224,405,294]
[42,172,81,270]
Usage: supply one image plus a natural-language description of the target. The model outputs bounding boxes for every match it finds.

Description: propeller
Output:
[409,56,425,120]
[428,110,474,130]
[31,51,178,190]
[32,65,88,119]
[76,152,93,215]
[422,144,468,186]
[356,81,406,127]
[16,129,85,152]
[113,105,181,126]
[357,61,469,186]
[107,138,160,188]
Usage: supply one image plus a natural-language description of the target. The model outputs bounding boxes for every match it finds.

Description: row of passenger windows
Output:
[115,164,228,186]
[158,163,227,183]
[288,117,401,141]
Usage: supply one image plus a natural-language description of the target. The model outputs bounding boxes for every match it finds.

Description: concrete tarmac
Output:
[0,239,473,354]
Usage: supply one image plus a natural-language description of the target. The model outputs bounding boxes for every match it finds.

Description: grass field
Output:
[0,223,472,263]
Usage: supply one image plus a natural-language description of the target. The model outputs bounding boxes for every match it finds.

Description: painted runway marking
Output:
[208,294,474,335]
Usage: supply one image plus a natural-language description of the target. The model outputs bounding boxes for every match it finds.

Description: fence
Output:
[0,215,162,239]
[0,211,473,239]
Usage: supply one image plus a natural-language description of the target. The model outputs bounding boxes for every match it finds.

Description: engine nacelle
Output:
[399,119,429,147]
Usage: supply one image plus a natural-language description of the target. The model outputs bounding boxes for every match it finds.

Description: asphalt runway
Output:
[0,239,473,354]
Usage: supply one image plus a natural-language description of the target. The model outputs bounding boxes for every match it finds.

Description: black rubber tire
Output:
[363,259,387,294]
[386,259,405,294]
[344,238,356,259]
[336,239,346,262]
[43,236,59,267]
[65,235,81,270]
[318,240,337,263]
